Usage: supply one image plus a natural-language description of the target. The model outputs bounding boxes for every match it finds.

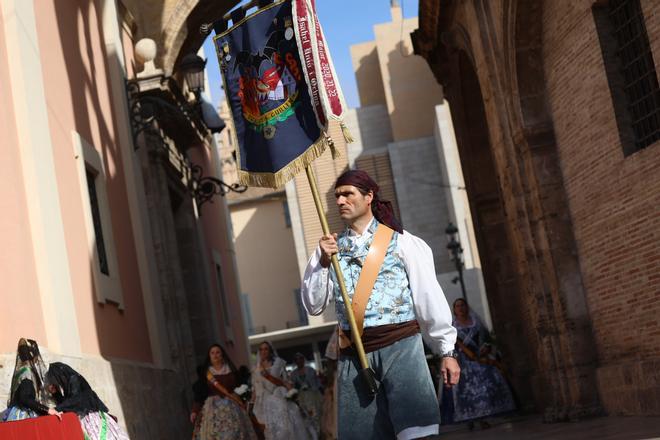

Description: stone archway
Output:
[121,0,238,74]
[162,0,237,74]
[507,0,602,420]
[443,49,537,411]
[415,0,603,419]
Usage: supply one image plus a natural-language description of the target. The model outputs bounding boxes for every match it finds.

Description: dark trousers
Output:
[337,334,440,439]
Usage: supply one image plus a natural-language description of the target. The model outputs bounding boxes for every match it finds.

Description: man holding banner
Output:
[301,170,460,439]
[211,1,457,436]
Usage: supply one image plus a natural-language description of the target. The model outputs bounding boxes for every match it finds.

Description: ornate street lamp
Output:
[179,53,207,100]
[445,222,467,302]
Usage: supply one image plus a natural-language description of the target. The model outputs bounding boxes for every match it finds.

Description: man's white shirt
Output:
[301,217,457,355]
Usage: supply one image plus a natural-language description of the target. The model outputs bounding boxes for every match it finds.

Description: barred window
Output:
[282,200,291,228]
[213,250,235,341]
[594,0,660,155]
[86,169,109,275]
[74,132,123,307]
[215,263,231,324]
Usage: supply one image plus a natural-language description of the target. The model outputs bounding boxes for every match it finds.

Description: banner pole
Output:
[305,165,377,394]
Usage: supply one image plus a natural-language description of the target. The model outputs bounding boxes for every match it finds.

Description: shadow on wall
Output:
[385,43,442,142]
[353,44,387,108]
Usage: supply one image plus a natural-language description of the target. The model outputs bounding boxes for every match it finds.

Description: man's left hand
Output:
[440,357,460,387]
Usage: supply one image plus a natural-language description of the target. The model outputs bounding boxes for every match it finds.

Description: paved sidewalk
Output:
[439,416,660,439]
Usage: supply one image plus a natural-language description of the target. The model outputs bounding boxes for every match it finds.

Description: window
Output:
[73,132,123,307]
[594,0,660,155]
[215,264,231,323]
[282,200,292,228]
[212,250,234,341]
[85,170,109,275]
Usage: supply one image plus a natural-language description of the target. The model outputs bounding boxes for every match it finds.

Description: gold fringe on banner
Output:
[340,122,354,144]
[237,135,332,189]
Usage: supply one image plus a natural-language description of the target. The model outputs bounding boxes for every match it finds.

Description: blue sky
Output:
[202,0,418,109]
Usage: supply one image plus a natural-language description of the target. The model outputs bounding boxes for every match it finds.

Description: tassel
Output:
[340,121,354,144]
[327,135,340,159]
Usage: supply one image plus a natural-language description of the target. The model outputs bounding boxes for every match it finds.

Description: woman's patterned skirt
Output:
[192,396,257,440]
[79,411,130,440]
[1,406,38,422]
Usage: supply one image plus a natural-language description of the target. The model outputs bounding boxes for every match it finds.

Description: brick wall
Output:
[543,0,660,414]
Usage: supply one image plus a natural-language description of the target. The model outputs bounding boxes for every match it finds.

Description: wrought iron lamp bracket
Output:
[127,81,169,150]
[189,165,247,210]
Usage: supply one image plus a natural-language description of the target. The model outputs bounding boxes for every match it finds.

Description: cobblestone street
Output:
[440,416,660,439]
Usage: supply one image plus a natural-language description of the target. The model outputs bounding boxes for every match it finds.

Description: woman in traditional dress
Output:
[290,353,322,438]
[191,344,259,440]
[440,298,516,428]
[252,342,310,440]
[45,362,129,439]
[2,338,59,421]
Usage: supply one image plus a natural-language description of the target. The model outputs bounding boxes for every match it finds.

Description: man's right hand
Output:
[440,357,461,387]
[319,233,338,268]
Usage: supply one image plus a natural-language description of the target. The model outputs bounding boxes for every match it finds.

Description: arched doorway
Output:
[511,0,601,419]
[414,0,603,421]
[443,50,536,410]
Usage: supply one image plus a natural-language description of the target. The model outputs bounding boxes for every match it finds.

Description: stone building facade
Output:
[0,0,248,437]
[413,0,660,419]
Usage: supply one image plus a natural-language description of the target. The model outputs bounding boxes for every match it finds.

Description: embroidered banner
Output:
[214,0,351,188]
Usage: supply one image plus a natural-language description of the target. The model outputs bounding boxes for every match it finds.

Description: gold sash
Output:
[338,224,394,349]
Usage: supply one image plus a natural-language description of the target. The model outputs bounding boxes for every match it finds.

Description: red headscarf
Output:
[335,170,403,233]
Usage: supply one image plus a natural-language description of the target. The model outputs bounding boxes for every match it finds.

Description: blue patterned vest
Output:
[331,219,416,330]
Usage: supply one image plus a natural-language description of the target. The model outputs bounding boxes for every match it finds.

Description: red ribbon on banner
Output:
[294,0,327,127]
[293,0,353,146]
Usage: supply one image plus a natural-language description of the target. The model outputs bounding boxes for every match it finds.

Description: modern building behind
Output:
[0,0,248,437]
[218,104,309,337]
[413,0,660,419]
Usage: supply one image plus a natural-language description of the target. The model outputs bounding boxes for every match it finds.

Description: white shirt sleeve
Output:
[399,231,457,355]
[301,247,334,316]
